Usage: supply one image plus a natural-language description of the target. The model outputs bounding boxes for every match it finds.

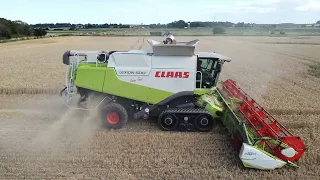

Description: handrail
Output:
[196,71,203,89]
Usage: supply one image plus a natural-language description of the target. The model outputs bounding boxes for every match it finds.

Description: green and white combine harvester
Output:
[61,39,306,170]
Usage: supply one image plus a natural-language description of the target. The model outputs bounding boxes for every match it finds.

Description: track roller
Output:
[194,114,215,132]
[158,114,179,131]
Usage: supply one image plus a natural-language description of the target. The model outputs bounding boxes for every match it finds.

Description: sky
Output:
[1,0,320,24]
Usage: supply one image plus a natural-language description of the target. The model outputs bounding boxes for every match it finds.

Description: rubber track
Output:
[159,107,213,119]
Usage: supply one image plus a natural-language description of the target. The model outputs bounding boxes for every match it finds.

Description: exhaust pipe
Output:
[62,50,71,65]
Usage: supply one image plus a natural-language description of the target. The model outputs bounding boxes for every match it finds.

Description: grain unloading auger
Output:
[60,39,305,170]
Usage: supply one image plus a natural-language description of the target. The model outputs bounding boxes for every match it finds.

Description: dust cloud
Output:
[24,94,109,154]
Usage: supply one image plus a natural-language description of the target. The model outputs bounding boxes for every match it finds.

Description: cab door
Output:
[196,57,215,88]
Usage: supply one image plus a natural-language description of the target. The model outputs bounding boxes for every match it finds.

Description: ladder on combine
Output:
[221,79,306,163]
[63,54,79,104]
[60,51,110,110]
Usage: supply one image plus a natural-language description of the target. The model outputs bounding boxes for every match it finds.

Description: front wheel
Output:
[194,114,215,132]
[100,103,128,129]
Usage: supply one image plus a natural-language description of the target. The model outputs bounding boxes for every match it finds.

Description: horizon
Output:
[23,21,319,26]
[1,0,320,25]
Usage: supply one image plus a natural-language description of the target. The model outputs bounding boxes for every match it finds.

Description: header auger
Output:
[60,38,305,170]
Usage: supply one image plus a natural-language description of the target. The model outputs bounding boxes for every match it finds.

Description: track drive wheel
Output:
[158,114,178,131]
[194,114,215,132]
[101,103,128,129]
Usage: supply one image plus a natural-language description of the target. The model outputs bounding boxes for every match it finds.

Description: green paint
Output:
[215,89,252,144]
[194,88,211,95]
[102,68,173,104]
[242,163,253,168]
[74,62,174,104]
[197,88,224,117]
[74,65,107,92]
[78,62,108,68]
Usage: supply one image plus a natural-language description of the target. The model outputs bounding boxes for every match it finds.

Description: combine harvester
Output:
[60,39,306,170]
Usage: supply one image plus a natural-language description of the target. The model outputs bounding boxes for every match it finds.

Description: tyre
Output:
[100,103,128,129]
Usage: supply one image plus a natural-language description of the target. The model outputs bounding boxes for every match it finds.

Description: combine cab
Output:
[60,39,305,170]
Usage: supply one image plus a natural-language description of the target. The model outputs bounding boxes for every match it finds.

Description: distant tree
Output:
[69,25,77,30]
[0,17,33,39]
[317,20,320,24]
[213,26,226,34]
[167,20,188,28]
[33,28,47,38]
[235,22,245,27]
[0,24,12,39]
[29,20,238,30]
[149,23,166,29]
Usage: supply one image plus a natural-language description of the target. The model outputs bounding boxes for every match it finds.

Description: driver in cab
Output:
[163,34,176,44]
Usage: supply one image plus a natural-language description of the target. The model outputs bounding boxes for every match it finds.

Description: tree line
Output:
[2,16,320,40]
[33,23,130,29]
[32,20,254,29]
[32,20,320,30]
[0,18,47,40]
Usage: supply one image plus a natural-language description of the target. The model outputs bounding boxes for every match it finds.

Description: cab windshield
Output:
[199,58,214,71]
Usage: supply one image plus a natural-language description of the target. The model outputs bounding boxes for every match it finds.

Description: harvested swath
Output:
[267,108,320,116]
[0,87,61,95]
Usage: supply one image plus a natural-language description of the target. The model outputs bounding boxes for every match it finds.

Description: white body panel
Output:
[108,52,196,93]
[67,40,231,94]
[151,55,196,69]
[239,143,286,170]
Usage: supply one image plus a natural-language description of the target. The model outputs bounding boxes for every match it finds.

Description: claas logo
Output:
[155,71,190,78]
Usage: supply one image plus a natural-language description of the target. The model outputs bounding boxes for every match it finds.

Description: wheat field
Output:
[0,36,320,179]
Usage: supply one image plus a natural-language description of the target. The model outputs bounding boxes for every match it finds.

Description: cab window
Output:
[199,58,213,71]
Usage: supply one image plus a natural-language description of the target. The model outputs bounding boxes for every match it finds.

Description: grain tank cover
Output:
[147,39,199,56]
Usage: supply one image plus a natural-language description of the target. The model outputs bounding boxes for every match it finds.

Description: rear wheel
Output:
[194,114,215,132]
[101,103,128,129]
